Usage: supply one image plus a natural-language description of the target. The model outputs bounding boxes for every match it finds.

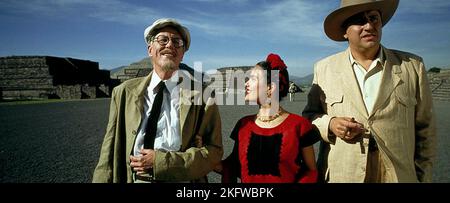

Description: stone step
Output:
[433,89,450,93]
[434,94,450,97]
[433,97,450,101]
[433,95,450,98]
[434,85,450,89]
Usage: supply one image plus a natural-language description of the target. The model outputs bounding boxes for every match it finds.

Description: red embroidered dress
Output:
[223,114,320,183]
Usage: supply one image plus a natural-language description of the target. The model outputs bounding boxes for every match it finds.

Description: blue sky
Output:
[1,0,449,77]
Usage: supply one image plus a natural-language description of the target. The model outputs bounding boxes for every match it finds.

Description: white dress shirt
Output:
[349,49,384,114]
[133,71,181,156]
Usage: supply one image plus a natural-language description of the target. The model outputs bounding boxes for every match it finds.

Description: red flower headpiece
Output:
[266,53,288,95]
[266,53,287,71]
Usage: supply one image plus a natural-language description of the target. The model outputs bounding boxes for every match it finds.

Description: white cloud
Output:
[398,0,450,14]
[181,0,250,4]
[179,0,336,47]
[182,19,241,37]
[1,0,334,47]
[88,2,159,25]
[253,0,334,46]
[0,0,159,25]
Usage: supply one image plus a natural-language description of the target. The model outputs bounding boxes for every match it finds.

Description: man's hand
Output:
[329,117,365,141]
[130,149,156,175]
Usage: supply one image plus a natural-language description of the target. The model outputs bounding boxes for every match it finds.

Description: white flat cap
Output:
[144,18,191,51]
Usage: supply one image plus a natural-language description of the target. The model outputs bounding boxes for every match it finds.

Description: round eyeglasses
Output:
[152,35,184,48]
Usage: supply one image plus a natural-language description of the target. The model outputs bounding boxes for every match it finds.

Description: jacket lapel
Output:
[179,88,190,137]
[335,49,369,117]
[127,72,153,151]
[370,47,403,118]
[179,87,202,150]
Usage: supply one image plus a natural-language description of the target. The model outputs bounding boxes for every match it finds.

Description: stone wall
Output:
[110,58,152,82]
[429,70,450,101]
[112,67,151,82]
[0,56,115,100]
[208,66,252,93]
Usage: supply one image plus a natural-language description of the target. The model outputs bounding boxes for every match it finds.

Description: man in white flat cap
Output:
[93,18,223,183]
[303,0,436,182]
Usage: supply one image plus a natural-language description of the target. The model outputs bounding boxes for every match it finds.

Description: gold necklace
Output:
[257,108,283,122]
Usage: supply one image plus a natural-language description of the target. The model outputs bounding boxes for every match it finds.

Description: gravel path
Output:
[0,99,109,183]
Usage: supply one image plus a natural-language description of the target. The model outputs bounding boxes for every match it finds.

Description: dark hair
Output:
[255,61,290,100]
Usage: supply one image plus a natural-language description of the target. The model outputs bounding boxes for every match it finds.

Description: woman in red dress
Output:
[219,53,319,183]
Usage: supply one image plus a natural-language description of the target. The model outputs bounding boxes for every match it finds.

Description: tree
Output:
[428,67,441,73]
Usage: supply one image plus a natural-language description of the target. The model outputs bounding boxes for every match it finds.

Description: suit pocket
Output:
[395,93,417,107]
[393,92,417,128]
[325,93,344,115]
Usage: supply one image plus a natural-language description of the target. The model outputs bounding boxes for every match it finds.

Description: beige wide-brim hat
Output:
[324,0,399,41]
[144,18,191,51]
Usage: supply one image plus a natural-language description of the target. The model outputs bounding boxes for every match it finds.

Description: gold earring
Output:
[266,92,272,104]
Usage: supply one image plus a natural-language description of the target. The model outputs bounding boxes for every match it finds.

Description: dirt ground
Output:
[0,93,448,183]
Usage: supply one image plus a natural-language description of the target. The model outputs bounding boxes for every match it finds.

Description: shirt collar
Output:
[165,71,179,94]
[148,70,180,95]
[349,47,384,68]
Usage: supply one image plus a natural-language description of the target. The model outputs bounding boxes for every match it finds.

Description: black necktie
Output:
[144,81,166,149]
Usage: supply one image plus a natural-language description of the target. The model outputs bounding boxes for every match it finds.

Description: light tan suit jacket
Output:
[92,71,223,183]
[303,46,436,183]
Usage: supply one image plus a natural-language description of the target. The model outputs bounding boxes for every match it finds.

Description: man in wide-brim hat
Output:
[303,0,436,183]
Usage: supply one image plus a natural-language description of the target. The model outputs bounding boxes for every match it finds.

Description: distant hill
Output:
[109,58,152,81]
[290,74,313,86]
[128,58,152,70]
[109,65,127,74]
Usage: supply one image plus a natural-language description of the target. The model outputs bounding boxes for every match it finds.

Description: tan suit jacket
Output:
[92,71,223,183]
[303,46,436,183]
